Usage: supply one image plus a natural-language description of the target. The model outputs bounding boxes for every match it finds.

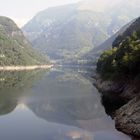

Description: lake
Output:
[0,67,131,140]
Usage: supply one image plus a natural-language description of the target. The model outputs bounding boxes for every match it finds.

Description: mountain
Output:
[23,4,108,60]
[97,17,140,80]
[23,0,140,60]
[85,20,134,62]
[0,16,48,66]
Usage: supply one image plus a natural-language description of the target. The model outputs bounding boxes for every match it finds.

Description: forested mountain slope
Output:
[0,16,48,66]
[97,17,140,80]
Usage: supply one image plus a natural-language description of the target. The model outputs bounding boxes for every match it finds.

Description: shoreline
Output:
[0,65,53,71]
[94,73,140,137]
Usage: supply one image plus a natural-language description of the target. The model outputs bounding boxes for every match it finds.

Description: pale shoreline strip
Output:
[0,65,53,71]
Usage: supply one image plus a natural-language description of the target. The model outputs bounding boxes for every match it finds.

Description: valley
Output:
[0,0,140,139]
[23,0,140,62]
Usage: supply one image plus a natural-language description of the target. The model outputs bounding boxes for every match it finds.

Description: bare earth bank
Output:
[0,65,53,71]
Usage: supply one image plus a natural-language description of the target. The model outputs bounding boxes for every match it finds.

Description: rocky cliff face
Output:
[115,96,140,137]
[94,75,140,137]
[94,75,139,100]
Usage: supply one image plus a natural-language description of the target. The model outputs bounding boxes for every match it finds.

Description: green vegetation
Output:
[97,18,140,80]
[0,70,47,115]
[0,16,48,66]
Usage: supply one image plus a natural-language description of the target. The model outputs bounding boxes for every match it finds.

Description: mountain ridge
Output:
[23,0,140,60]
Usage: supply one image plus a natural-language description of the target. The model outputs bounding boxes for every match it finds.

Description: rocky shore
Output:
[93,74,140,137]
[115,96,140,137]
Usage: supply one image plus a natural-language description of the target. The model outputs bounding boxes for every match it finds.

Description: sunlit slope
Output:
[0,16,48,66]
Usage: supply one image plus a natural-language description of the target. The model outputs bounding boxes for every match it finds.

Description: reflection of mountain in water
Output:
[0,70,48,115]
[28,96,104,126]
[26,69,112,131]
[0,68,115,131]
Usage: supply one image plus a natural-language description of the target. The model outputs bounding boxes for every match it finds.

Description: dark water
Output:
[0,68,131,140]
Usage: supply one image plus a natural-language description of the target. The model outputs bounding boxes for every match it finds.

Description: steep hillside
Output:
[23,0,140,60]
[0,16,48,66]
[96,17,140,137]
[85,20,134,61]
[23,4,108,60]
[97,17,140,80]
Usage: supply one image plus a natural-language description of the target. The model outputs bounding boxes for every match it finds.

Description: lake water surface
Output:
[0,67,131,140]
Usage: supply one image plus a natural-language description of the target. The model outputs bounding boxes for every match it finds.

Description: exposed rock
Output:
[94,77,124,94]
[94,74,139,100]
[94,74,140,137]
[115,96,140,137]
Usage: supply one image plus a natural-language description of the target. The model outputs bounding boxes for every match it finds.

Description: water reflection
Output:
[0,70,47,115]
[0,68,131,140]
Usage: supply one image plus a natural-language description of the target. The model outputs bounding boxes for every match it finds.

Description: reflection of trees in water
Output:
[0,70,48,115]
[0,69,115,131]
[0,98,17,116]
[0,70,47,90]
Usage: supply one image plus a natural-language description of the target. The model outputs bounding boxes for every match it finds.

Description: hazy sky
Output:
[0,0,81,27]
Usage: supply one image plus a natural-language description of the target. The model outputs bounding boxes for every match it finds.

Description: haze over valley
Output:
[0,0,140,140]
[22,0,140,62]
